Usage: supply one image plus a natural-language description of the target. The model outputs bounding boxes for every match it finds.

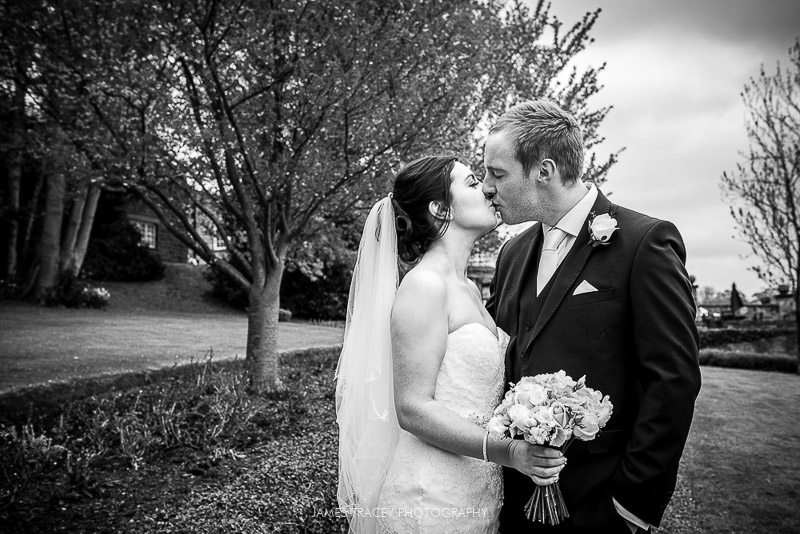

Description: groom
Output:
[483,100,701,533]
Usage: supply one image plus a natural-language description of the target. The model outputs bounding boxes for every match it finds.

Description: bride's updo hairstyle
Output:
[391,155,459,263]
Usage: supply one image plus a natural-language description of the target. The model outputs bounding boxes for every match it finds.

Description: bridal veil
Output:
[335,195,400,534]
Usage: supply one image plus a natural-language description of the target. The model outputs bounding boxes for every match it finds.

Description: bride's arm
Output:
[391,269,564,484]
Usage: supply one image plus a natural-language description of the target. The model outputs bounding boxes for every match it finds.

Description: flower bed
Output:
[0,348,347,533]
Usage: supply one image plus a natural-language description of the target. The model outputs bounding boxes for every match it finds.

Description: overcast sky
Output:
[528,0,800,297]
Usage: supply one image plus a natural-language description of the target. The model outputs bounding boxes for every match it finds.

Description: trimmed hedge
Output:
[699,327,795,348]
[699,349,797,373]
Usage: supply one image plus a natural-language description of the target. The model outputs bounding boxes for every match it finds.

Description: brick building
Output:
[124,198,188,263]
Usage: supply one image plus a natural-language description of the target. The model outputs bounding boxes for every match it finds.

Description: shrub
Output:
[281,258,352,320]
[699,327,796,348]
[61,353,255,467]
[0,425,66,519]
[82,286,111,308]
[699,349,797,373]
[204,265,293,321]
[81,194,164,282]
[0,279,20,299]
[41,271,110,309]
[205,263,249,310]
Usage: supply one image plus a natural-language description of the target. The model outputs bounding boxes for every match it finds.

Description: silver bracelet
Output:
[482,431,490,462]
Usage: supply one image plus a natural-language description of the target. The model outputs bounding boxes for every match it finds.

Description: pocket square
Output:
[573,280,598,295]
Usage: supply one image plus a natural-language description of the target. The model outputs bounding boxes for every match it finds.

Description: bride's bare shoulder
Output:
[392,266,448,321]
[391,267,449,341]
[397,265,447,297]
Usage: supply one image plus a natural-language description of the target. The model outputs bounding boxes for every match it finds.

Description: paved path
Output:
[0,302,344,394]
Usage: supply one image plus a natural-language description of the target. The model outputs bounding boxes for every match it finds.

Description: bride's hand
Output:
[507,440,566,486]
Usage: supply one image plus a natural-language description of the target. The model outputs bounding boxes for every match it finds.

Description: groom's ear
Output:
[428,200,453,221]
[538,158,557,184]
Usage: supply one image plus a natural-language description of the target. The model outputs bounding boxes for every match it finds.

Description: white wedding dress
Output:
[375,323,509,534]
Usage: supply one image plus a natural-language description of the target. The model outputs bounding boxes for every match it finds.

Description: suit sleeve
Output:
[611,220,702,527]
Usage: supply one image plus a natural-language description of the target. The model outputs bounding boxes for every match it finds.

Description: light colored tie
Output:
[537,227,567,295]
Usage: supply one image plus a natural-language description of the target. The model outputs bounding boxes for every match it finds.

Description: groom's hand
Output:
[508,440,566,486]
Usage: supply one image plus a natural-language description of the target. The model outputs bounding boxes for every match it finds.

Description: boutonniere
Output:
[587,207,619,247]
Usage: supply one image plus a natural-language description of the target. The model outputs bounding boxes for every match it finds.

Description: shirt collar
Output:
[542,182,598,238]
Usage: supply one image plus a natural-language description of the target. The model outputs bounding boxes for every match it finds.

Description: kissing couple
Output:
[335,100,702,533]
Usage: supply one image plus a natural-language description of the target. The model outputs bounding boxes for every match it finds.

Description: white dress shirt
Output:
[540,183,598,262]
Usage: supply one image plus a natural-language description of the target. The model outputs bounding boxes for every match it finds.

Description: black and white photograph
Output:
[0,0,798,532]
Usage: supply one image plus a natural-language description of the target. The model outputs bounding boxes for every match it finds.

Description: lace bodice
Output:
[435,323,509,423]
[376,323,509,534]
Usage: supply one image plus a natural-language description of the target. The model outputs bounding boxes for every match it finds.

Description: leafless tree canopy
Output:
[722,38,800,367]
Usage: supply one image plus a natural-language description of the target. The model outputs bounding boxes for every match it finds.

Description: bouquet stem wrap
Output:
[525,480,569,525]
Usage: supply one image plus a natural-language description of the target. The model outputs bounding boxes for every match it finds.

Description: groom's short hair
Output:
[489,100,584,186]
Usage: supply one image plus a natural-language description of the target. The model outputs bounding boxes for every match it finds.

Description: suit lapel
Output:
[523,192,614,353]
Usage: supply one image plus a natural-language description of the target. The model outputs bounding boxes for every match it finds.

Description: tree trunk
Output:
[5,151,21,280]
[246,263,285,393]
[60,181,100,276]
[795,287,800,374]
[71,183,101,275]
[34,170,66,299]
[4,74,25,280]
[20,167,45,273]
[60,181,88,273]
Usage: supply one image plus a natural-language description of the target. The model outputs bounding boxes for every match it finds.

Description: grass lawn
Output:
[0,302,343,393]
[1,355,798,533]
[658,366,800,533]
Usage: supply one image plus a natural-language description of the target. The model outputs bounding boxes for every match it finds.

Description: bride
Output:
[335,155,565,533]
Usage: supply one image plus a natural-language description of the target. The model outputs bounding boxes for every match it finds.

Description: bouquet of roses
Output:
[488,370,613,525]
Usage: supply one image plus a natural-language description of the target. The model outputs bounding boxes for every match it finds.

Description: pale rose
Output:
[590,213,618,244]
[487,416,509,438]
[574,413,600,441]
[549,402,570,428]
[508,404,530,423]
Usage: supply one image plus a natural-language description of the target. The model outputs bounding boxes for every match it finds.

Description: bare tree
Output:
[722,39,800,370]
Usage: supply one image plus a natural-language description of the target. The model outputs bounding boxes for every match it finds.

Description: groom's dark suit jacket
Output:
[486,191,702,532]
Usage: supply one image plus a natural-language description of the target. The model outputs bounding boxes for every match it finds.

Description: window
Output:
[211,235,227,251]
[133,221,157,249]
